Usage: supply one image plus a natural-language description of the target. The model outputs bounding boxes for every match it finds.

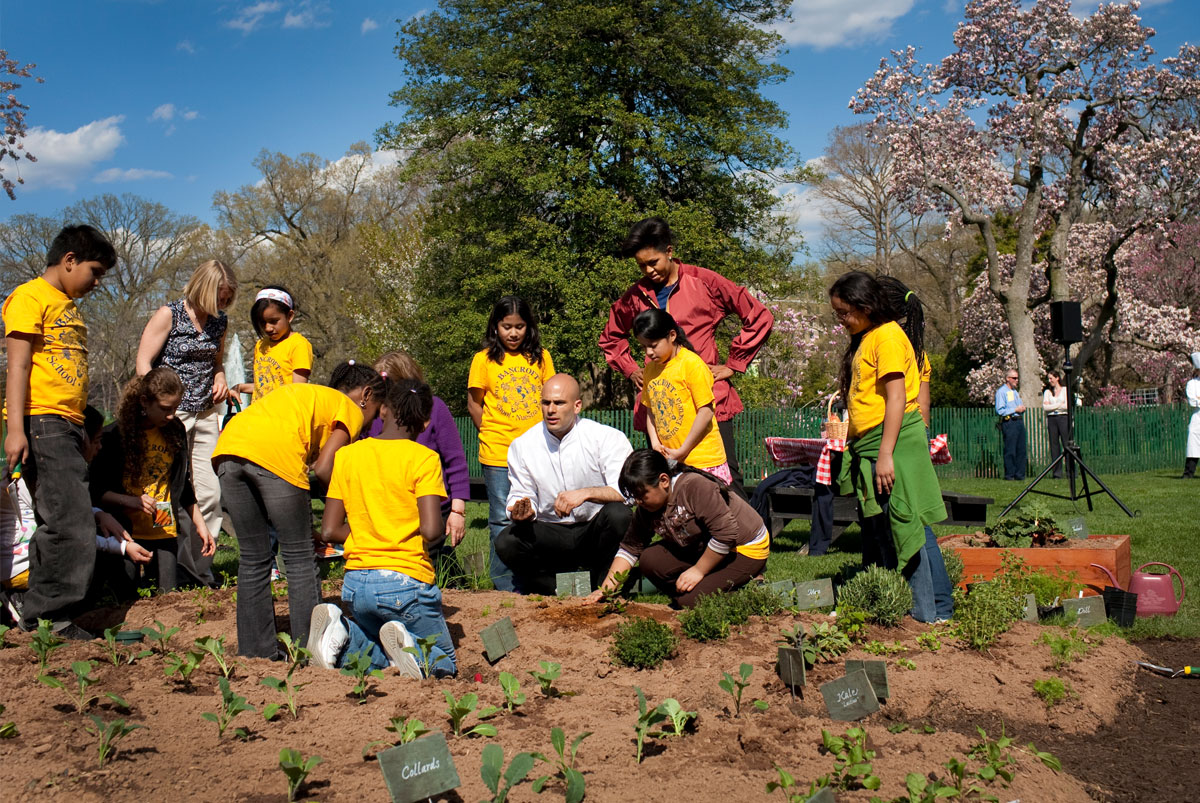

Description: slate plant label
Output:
[844,659,889,701]
[1066,516,1088,539]
[481,616,520,663]
[463,552,487,576]
[1063,597,1106,627]
[769,579,796,599]
[378,733,460,803]
[1022,593,1039,623]
[793,578,835,609]
[555,571,591,597]
[819,668,880,722]
[777,646,806,690]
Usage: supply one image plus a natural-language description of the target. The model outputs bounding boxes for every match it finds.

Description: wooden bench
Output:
[766,487,994,540]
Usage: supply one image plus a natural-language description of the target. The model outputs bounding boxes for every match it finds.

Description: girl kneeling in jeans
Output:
[308,378,457,678]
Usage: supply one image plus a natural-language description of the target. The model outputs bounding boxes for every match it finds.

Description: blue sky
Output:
[2,0,1195,249]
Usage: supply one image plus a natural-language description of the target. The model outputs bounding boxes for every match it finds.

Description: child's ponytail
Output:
[116,366,186,478]
[383,378,434,436]
[876,275,926,372]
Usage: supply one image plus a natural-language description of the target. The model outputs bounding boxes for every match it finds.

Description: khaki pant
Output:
[176,406,222,586]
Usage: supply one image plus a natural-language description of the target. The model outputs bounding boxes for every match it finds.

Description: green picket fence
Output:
[454,403,1191,481]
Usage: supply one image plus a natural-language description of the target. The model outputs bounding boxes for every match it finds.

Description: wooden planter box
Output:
[937,534,1131,596]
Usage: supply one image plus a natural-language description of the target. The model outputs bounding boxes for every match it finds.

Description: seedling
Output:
[916,630,942,652]
[777,624,805,649]
[29,619,65,673]
[498,671,526,712]
[804,622,851,667]
[0,623,10,648]
[194,635,236,679]
[633,686,667,764]
[500,599,515,608]
[532,727,591,803]
[443,690,499,738]
[653,698,696,737]
[363,715,432,758]
[765,765,824,802]
[528,661,562,696]
[402,632,448,678]
[821,726,881,791]
[279,748,323,803]
[102,625,150,667]
[141,620,180,657]
[84,715,144,768]
[480,605,492,617]
[340,650,384,703]
[261,632,311,721]
[1033,677,1071,709]
[480,743,534,803]
[193,586,221,624]
[164,649,206,687]
[0,704,16,738]
[897,657,917,670]
[968,725,1017,786]
[599,569,630,617]
[718,663,753,717]
[1037,628,1093,670]
[862,639,906,656]
[201,677,256,739]
[39,659,102,713]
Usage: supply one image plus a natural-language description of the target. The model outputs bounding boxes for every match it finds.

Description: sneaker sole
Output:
[307,604,339,670]
[380,623,423,680]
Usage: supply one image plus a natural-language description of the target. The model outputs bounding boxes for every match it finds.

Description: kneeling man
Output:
[495,374,633,594]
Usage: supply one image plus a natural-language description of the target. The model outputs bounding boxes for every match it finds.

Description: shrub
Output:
[995,552,1081,607]
[835,566,913,627]
[678,586,783,642]
[610,617,678,669]
[1032,677,1071,709]
[943,549,964,590]
[951,583,1024,651]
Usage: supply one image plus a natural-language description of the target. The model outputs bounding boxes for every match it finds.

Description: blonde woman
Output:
[136,259,238,585]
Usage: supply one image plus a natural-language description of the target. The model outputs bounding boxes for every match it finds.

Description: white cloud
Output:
[16,117,125,192]
[182,110,200,121]
[150,103,176,122]
[776,0,915,49]
[148,103,199,134]
[177,39,196,54]
[282,1,330,29]
[93,167,174,183]
[225,1,282,33]
[361,17,379,34]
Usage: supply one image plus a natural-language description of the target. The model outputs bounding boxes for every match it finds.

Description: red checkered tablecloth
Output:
[763,434,951,485]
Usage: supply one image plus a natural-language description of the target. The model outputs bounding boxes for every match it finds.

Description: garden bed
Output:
[938,534,1132,595]
[0,584,1189,801]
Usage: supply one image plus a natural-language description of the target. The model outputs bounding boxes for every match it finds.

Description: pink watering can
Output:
[1091,562,1186,617]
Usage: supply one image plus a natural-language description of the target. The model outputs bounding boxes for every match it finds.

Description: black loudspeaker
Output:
[1050,301,1082,344]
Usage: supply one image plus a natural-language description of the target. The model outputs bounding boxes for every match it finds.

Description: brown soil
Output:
[940,534,1129,549]
[0,586,1195,802]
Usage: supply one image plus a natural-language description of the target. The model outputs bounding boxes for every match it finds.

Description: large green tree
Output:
[378,0,797,409]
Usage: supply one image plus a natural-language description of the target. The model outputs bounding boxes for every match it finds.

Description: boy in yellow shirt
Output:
[3,224,116,638]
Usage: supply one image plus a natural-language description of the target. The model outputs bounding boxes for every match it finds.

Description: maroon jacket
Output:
[599,261,774,423]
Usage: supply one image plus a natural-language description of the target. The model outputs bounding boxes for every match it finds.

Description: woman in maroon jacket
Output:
[599,217,774,496]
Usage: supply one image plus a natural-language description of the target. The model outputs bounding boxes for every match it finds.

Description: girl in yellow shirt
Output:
[213,362,384,658]
[308,378,456,678]
[632,308,730,482]
[467,296,555,591]
[235,285,313,402]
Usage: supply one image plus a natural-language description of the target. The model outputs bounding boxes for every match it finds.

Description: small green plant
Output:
[402,632,447,678]
[916,630,942,652]
[0,623,9,648]
[633,686,667,764]
[29,619,65,673]
[967,725,1018,787]
[480,743,534,803]
[610,616,678,669]
[599,568,630,617]
[101,625,150,667]
[528,661,562,696]
[500,599,515,608]
[897,657,917,670]
[950,581,1024,651]
[777,624,805,649]
[891,771,962,802]
[136,585,154,600]
[943,549,964,589]
[985,501,1065,548]
[718,663,753,717]
[340,650,384,703]
[498,671,526,713]
[765,765,824,802]
[164,649,206,687]
[653,698,696,736]
[279,748,323,803]
[201,677,256,739]
[862,639,906,656]
[836,605,871,643]
[820,727,881,791]
[995,551,1081,605]
[1033,677,1072,709]
[193,586,220,624]
[39,660,103,713]
[677,585,783,641]
[0,704,16,738]
[363,716,431,758]
[531,727,591,803]
[480,605,492,617]
[261,632,311,721]
[443,690,499,738]
[836,565,914,627]
[804,621,852,667]
[84,715,144,768]
[1037,627,1094,669]
[194,635,236,679]
[141,620,180,657]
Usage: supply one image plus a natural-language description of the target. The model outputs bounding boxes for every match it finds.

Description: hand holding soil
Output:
[509,497,534,521]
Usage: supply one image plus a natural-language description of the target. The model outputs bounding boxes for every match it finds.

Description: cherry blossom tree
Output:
[0,51,41,200]
[851,0,1200,403]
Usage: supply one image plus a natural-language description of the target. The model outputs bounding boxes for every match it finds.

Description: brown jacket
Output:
[619,472,764,561]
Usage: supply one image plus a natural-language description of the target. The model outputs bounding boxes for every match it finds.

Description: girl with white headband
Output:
[236,285,313,402]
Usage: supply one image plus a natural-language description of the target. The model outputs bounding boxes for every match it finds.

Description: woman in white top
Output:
[1043,371,1069,479]
[1184,353,1200,479]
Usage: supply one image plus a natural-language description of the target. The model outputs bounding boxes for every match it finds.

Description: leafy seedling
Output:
[279,748,323,802]
[968,725,1017,787]
[532,726,591,803]
[653,698,696,737]
[499,671,526,713]
[718,663,753,717]
[402,632,448,678]
[201,677,256,739]
[39,659,102,713]
[599,569,630,617]
[0,623,9,648]
[480,743,534,803]
[916,630,942,652]
[164,649,206,688]
[765,765,825,802]
[821,726,881,791]
[528,661,562,696]
[141,620,180,657]
[340,650,384,703]
[261,633,311,721]
[443,690,499,738]
[0,704,16,738]
[102,625,150,667]
[363,716,432,758]
[29,619,65,673]
[898,657,917,670]
[777,624,805,649]
[633,686,667,764]
[84,715,144,768]
[194,635,236,679]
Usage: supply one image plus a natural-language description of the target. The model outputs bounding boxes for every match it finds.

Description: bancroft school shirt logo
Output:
[495,365,541,422]
[645,378,685,440]
[44,304,88,390]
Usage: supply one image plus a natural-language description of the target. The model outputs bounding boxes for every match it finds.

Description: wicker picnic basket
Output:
[825,394,848,440]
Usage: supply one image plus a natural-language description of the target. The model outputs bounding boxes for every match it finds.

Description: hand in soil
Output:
[510,497,534,521]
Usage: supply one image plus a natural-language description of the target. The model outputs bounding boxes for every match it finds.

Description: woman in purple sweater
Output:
[370,352,469,578]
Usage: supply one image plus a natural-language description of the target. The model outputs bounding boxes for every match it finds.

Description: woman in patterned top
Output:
[136,259,237,586]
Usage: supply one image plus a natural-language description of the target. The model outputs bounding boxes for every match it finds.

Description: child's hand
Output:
[4,430,28,471]
[197,524,216,557]
[96,511,131,542]
[874,454,895,495]
[582,588,605,604]
[126,541,154,565]
[676,567,705,593]
[446,511,466,546]
[662,446,688,462]
[508,497,534,522]
[137,494,158,516]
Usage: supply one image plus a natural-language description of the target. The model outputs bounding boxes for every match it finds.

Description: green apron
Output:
[836,409,947,567]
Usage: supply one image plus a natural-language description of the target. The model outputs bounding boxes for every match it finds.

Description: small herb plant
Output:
[916,630,942,652]
[718,663,753,717]
[862,639,906,656]
[677,585,783,642]
[836,606,871,643]
[29,619,65,673]
[610,616,677,669]
[363,716,431,758]
[39,660,104,713]
[402,632,446,678]
[653,698,697,737]
[765,765,824,802]
[261,633,311,721]
[0,623,9,648]
[279,748,323,803]
[897,657,917,670]
[0,704,17,738]
[84,715,144,768]
[804,621,851,667]
[836,565,913,626]
[480,743,534,803]
[202,677,255,739]
[340,650,384,703]
[1033,677,1072,709]
[599,569,630,617]
[633,686,667,764]
[950,582,1024,651]
[498,671,526,713]
[141,620,180,657]
[777,624,805,649]
[443,690,499,738]
[194,635,236,679]
[531,727,591,803]
[1037,627,1093,669]
[164,649,206,687]
[820,727,881,791]
[528,661,562,696]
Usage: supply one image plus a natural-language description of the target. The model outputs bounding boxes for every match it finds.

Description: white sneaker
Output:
[379,621,423,679]
[307,603,349,670]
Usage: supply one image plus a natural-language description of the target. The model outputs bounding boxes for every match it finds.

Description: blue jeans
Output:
[339,569,456,677]
[861,495,939,623]
[482,465,516,591]
[923,526,954,620]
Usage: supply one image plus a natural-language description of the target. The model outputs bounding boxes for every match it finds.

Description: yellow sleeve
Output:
[414,449,448,499]
[467,351,489,391]
[874,330,911,378]
[332,395,366,440]
[540,350,556,380]
[920,354,931,383]
[327,448,349,501]
[684,352,716,408]
[3,289,44,337]
[292,334,313,372]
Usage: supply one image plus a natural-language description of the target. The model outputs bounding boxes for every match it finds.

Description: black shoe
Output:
[54,623,97,641]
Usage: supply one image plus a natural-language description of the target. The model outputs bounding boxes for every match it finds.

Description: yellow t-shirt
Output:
[328,438,446,584]
[920,353,931,384]
[468,349,556,466]
[252,332,314,401]
[642,347,726,469]
[847,321,920,438]
[213,384,365,490]
[2,277,88,424]
[125,427,177,541]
